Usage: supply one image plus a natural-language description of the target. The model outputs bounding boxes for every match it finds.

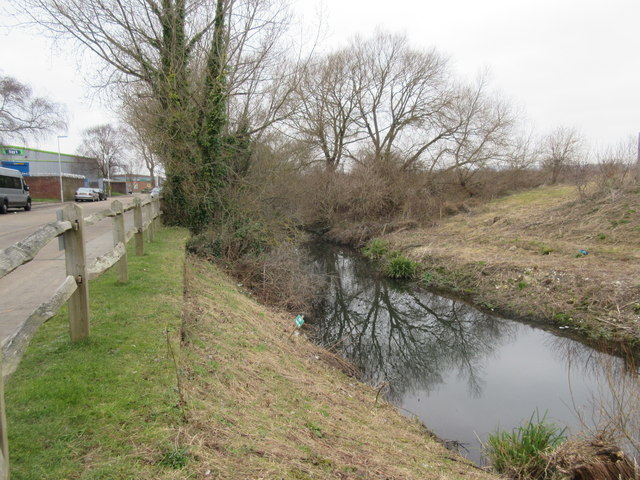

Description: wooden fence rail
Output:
[0,195,161,479]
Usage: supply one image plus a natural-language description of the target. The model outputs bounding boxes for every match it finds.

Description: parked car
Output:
[92,188,107,200]
[75,187,99,202]
[0,166,31,213]
[150,186,162,198]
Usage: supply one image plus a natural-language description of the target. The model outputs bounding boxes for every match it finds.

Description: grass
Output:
[5,226,495,479]
[361,238,389,259]
[5,227,189,479]
[174,256,495,479]
[484,411,566,479]
[385,255,418,279]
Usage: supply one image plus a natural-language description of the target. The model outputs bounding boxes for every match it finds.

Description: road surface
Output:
[0,197,138,345]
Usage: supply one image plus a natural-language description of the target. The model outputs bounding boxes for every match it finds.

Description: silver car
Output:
[75,187,99,202]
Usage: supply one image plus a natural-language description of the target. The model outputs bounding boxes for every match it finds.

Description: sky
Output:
[1,0,639,154]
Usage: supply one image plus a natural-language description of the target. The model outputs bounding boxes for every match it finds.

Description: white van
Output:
[0,167,31,214]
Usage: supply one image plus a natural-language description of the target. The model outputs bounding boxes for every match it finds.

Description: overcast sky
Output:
[1,0,639,154]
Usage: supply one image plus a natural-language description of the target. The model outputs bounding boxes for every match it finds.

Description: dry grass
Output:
[387,184,640,343]
[176,255,497,479]
[546,434,638,480]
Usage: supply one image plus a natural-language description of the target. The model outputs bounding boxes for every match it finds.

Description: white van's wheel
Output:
[0,201,7,214]
[24,199,32,211]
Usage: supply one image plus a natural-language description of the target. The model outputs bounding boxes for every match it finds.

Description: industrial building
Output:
[1,145,106,201]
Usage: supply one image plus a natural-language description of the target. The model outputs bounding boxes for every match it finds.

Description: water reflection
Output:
[305,242,626,463]
[306,243,516,401]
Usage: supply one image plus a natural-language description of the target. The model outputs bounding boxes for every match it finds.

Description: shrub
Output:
[484,411,566,479]
[186,215,267,261]
[385,256,418,279]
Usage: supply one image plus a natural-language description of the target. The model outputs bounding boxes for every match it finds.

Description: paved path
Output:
[0,197,137,345]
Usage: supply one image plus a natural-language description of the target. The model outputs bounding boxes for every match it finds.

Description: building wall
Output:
[26,176,85,201]
[1,145,100,181]
[110,182,128,195]
[112,174,159,193]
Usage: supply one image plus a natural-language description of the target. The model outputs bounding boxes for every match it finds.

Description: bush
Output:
[186,215,267,262]
[484,411,566,479]
[385,256,418,279]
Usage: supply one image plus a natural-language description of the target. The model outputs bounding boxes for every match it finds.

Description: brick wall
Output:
[26,176,85,201]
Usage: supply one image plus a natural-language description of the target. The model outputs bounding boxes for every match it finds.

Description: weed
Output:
[597,233,606,240]
[158,446,190,469]
[386,256,418,279]
[539,246,554,255]
[361,238,389,259]
[484,411,566,479]
[421,272,433,284]
[517,282,528,290]
[553,313,573,325]
[306,422,324,438]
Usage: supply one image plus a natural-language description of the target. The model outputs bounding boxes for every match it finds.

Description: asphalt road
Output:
[0,197,137,345]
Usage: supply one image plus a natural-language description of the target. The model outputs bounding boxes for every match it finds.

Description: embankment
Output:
[385,185,640,345]
[5,227,496,479]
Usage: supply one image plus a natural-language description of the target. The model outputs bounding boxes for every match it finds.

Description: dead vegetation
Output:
[546,434,638,480]
[176,255,496,479]
[386,184,640,344]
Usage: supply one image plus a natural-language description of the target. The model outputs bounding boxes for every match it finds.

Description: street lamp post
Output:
[57,135,68,202]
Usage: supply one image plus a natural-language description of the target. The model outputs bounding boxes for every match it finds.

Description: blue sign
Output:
[1,161,30,175]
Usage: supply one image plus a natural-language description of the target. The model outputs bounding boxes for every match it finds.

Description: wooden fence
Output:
[0,195,161,479]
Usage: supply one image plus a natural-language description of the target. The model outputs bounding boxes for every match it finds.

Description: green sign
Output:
[3,148,24,155]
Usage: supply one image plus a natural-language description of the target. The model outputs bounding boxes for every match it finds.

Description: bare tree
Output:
[77,124,124,180]
[350,32,455,170]
[291,50,360,170]
[433,77,516,191]
[594,136,637,198]
[15,0,298,230]
[542,126,583,184]
[0,74,66,143]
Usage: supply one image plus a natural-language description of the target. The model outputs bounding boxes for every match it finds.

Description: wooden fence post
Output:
[134,197,144,256]
[147,199,155,243]
[112,200,128,283]
[0,353,9,480]
[62,203,90,341]
[153,197,161,231]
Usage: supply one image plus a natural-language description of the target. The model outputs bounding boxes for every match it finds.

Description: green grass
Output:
[361,238,389,259]
[385,255,418,279]
[484,411,566,479]
[5,227,188,480]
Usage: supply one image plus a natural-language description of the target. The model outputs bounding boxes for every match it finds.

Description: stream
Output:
[304,241,622,464]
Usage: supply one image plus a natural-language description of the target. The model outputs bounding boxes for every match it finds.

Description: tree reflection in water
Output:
[305,242,517,402]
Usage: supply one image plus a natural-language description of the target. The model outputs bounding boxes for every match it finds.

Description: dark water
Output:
[305,242,618,464]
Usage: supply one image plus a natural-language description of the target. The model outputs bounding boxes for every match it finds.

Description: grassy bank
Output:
[386,184,640,344]
[6,227,189,479]
[172,256,494,479]
[5,227,495,479]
